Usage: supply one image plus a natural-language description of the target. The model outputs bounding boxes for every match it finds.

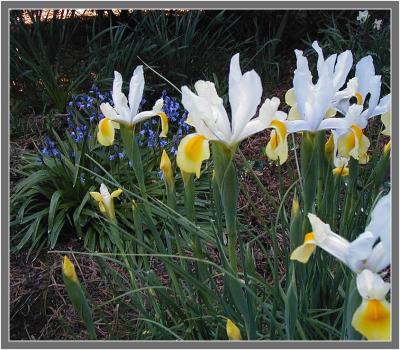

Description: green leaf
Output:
[48,190,63,233]
[63,261,97,340]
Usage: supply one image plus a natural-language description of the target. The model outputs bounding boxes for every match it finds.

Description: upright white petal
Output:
[181,85,228,142]
[355,56,375,100]
[112,71,131,121]
[128,65,145,119]
[373,94,391,117]
[99,183,111,209]
[309,71,335,129]
[229,53,263,141]
[194,81,231,139]
[366,242,390,273]
[333,50,353,91]
[361,75,382,119]
[345,231,376,272]
[365,192,391,254]
[293,50,313,120]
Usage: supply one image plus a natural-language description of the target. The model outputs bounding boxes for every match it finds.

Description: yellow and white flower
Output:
[291,192,391,340]
[89,183,123,220]
[285,41,355,133]
[177,54,286,176]
[352,269,391,341]
[291,192,391,273]
[332,155,350,176]
[97,67,168,146]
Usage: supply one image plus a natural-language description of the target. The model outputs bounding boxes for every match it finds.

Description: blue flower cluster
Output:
[38,137,61,163]
[108,145,125,161]
[138,91,191,154]
[66,86,113,124]
[66,86,113,144]
[67,118,89,143]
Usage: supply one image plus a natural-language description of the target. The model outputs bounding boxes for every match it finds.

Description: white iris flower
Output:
[97,67,168,146]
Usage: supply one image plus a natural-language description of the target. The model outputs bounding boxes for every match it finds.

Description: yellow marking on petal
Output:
[351,124,363,142]
[352,299,391,341]
[265,120,288,165]
[89,191,103,203]
[97,118,115,146]
[271,120,287,140]
[333,166,349,176]
[304,232,315,242]
[325,133,334,161]
[338,125,370,162]
[226,319,241,341]
[285,88,296,107]
[157,112,169,138]
[338,131,355,158]
[355,92,363,105]
[185,134,207,158]
[62,256,79,283]
[111,188,123,198]
[177,134,210,178]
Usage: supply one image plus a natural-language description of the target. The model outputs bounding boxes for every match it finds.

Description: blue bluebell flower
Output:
[40,137,61,160]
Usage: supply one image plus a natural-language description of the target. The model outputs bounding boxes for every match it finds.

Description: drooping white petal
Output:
[284,119,311,133]
[133,98,164,124]
[237,97,285,142]
[356,269,390,300]
[100,103,118,120]
[308,213,350,265]
[319,117,348,131]
[128,65,145,119]
[320,104,365,131]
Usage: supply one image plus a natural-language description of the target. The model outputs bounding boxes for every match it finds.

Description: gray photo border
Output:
[2,1,398,349]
